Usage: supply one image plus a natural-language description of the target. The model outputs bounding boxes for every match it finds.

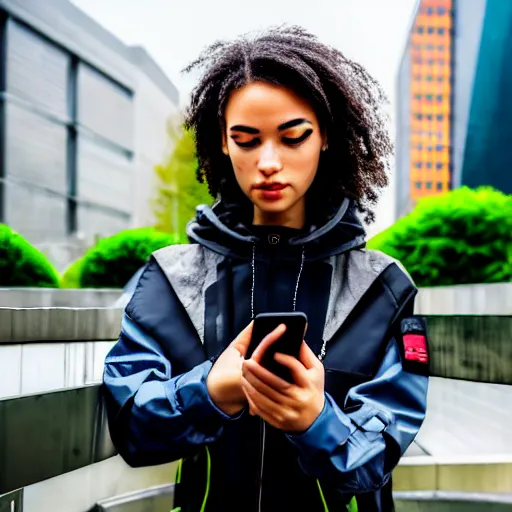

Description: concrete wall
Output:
[415,282,512,315]
[22,457,175,512]
[0,288,122,308]
[132,56,178,228]
[0,340,114,398]
[395,454,512,493]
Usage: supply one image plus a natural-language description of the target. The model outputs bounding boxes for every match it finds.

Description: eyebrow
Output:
[229,118,312,134]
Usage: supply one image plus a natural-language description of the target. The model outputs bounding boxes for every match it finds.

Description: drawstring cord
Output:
[250,244,327,361]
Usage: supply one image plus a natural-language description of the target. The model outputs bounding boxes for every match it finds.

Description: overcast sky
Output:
[70,0,417,234]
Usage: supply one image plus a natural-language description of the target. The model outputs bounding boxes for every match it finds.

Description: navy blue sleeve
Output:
[103,313,240,467]
[286,336,428,493]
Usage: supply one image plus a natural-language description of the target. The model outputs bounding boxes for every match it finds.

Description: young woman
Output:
[103,26,429,512]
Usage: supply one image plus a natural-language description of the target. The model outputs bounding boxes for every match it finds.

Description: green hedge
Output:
[60,258,83,289]
[367,187,512,287]
[77,228,186,288]
[0,224,60,287]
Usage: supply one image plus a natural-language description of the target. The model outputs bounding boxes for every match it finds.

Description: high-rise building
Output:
[0,0,180,268]
[396,0,512,217]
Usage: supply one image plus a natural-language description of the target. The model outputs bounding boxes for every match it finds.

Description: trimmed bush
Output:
[0,224,60,287]
[367,187,512,286]
[60,258,83,289]
[79,228,186,288]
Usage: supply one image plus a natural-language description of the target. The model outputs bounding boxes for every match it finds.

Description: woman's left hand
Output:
[241,337,325,433]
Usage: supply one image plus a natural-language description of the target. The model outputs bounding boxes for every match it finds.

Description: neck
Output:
[253,200,306,229]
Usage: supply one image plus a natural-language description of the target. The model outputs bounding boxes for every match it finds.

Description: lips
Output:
[255,183,288,191]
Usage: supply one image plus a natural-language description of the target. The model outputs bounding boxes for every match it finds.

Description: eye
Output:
[232,138,260,148]
[282,129,313,146]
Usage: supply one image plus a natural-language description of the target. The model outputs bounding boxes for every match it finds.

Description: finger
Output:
[231,321,254,357]
[274,352,309,387]
[243,386,260,416]
[251,324,287,363]
[243,358,292,393]
[298,341,321,370]
[241,377,282,417]
[242,367,289,405]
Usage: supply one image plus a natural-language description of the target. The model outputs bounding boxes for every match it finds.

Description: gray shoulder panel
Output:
[323,249,409,341]
[152,244,223,343]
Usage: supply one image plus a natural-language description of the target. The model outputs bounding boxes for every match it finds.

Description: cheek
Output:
[289,147,322,189]
[227,147,256,190]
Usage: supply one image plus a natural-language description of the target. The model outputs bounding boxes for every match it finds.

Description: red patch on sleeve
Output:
[403,334,428,364]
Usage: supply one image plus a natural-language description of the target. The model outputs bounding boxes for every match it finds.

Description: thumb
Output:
[231,321,254,357]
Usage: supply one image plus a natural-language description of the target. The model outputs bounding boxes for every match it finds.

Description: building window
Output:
[436,145,443,152]
[417,26,425,34]
[415,162,422,169]
[427,58,434,65]
[426,162,432,169]
[438,59,446,66]
[426,6,434,14]
[438,76,444,82]
[427,145,432,152]
[426,75,433,81]
[438,28,445,35]
[436,94,443,102]
[415,181,422,189]
[427,27,435,34]
[436,162,443,169]
[7,21,70,118]
[436,182,443,191]
[426,114,433,120]
[426,182,433,190]
[426,94,433,101]
[438,7,446,15]
[78,64,134,149]
[437,114,444,121]
[415,93,422,100]
[414,74,422,81]
[438,45,445,51]
[415,113,423,120]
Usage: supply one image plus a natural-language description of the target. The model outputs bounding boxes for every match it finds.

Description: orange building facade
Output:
[409,0,453,202]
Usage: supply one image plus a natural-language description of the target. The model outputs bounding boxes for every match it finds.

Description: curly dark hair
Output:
[183,25,392,223]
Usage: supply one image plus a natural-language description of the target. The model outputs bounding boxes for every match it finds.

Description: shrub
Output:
[367,187,512,286]
[0,224,60,287]
[60,258,83,289]
[79,228,186,288]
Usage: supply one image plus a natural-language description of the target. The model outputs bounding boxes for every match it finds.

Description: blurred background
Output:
[0,0,510,511]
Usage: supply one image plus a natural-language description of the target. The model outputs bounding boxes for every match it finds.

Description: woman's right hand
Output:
[206,322,255,416]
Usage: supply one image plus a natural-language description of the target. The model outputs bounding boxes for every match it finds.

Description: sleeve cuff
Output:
[286,393,355,459]
[171,360,244,422]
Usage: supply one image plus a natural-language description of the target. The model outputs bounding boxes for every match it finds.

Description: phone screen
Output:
[248,312,308,381]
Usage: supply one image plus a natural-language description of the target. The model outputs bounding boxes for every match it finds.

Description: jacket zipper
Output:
[258,419,266,512]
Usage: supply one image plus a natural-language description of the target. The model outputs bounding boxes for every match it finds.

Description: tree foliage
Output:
[367,187,512,286]
[153,124,212,237]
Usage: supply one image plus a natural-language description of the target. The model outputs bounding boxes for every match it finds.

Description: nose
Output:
[257,141,283,176]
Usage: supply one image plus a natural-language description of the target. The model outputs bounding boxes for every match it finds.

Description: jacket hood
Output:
[187,198,367,261]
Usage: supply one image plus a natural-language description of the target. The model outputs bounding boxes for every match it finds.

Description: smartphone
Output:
[247,312,308,382]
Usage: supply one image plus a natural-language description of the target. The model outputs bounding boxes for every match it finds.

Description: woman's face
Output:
[222,82,325,228]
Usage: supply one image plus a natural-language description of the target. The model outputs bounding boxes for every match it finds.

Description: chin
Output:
[255,200,290,214]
